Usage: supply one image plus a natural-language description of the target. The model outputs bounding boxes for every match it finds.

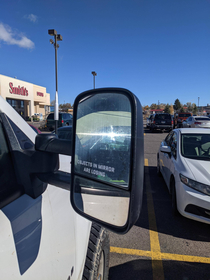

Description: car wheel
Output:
[82,223,110,280]
[157,155,161,177]
[171,179,179,216]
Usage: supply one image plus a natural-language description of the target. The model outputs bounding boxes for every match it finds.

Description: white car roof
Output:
[176,128,210,134]
[193,116,210,119]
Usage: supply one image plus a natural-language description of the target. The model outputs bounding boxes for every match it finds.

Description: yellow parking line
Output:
[110,247,151,258]
[145,158,164,280]
[110,246,210,264]
[110,158,210,269]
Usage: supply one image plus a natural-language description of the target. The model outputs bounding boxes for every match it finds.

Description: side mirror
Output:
[70,88,144,233]
[160,145,171,154]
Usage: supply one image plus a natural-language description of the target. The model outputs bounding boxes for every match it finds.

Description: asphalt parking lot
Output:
[109,128,210,280]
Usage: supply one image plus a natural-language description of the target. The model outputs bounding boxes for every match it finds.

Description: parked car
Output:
[146,114,153,128]
[174,112,192,128]
[53,125,72,140]
[150,113,173,132]
[29,123,41,134]
[182,116,210,129]
[46,112,73,131]
[0,87,144,279]
[157,128,210,224]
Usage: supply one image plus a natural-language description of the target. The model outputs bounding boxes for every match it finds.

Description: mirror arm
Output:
[37,171,71,191]
[35,134,72,155]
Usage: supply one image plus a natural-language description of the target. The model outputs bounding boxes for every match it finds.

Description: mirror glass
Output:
[74,93,131,188]
[73,92,131,227]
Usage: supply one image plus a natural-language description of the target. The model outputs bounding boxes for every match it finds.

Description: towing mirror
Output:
[71,88,144,233]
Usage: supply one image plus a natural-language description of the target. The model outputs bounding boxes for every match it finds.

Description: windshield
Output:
[181,134,210,160]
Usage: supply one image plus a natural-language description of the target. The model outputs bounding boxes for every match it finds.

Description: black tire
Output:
[171,179,179,216]
[82,223,110,280]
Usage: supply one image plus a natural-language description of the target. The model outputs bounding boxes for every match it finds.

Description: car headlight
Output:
[180,174,210,196]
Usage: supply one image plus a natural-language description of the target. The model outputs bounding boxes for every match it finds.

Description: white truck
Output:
[0,87,144,280]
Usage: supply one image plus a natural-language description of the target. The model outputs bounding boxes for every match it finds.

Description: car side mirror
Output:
[160,145,171,154]
[70,88,144,233]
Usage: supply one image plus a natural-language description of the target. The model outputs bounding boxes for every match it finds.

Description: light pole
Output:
[48,29,62,134]
[198,97,200,115]
[91,71,97,89]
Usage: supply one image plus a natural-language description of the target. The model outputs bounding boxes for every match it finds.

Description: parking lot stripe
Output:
[110,247,151,258]
[110,246,210,264]
[110,158,210,269]
[145,158,165,280]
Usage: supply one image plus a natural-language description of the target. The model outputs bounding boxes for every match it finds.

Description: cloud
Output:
[0,23,34,49]
[24,14,38,23]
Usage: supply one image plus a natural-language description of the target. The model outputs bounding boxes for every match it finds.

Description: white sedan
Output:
[157,128,210,224]
[182,116,210,129]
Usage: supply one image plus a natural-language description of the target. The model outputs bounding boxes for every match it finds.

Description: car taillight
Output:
[62,120,64,123]
[153,120,155,124]
[195,122,201,125]
[171,120,173,125]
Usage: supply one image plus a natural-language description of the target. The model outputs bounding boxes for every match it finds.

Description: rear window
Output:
[155,114,171,120]
[47,113,63,120]
[47,113,54,120]
[178,113,191,117]
[195,117,210,121]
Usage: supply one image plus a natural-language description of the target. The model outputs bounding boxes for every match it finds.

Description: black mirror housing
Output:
[70,88,144,234]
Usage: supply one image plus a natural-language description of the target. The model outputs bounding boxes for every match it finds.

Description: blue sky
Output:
[0,0,209,107]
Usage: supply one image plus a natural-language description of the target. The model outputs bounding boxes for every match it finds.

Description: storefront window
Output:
[6,98,25,118]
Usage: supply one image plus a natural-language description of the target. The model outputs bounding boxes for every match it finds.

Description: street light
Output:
[91,71,97,89]
[48,29,63,134]
[198,97,200,115]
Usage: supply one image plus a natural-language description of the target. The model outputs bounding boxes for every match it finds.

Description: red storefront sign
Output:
[9,82,28,96]
[37,92,44,97]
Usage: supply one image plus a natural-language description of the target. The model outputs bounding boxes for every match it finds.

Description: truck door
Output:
[0,101,78,280]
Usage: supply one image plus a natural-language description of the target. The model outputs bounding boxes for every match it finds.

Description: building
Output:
[0,74,51,119]
[150,109,164,114]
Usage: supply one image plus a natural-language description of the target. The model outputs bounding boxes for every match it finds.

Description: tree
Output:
[186,102,193,112]
[164,104,170,114]
[180,107,184,112]
[150,103,157,110]
[170,104,174,115]
[143,105,150,110]
[192,103,198,115]
[59,102,73,112]
[173,99,182,111]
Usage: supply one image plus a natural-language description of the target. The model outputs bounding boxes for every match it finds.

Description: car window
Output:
[179,113,191,117]
[165,131,173,146]
[195,117,210,121]
[0,122,24,209]
[47,113,54,120]
[181,134,210,160]
[155,114,171,120]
